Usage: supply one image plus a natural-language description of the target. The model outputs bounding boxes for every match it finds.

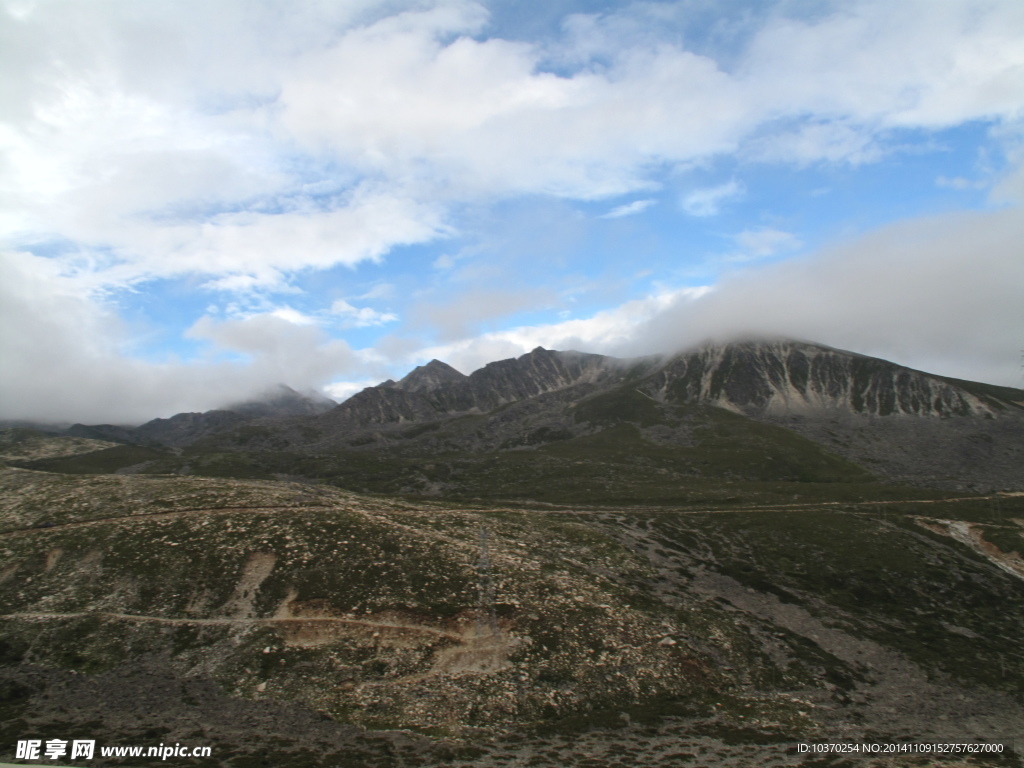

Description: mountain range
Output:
[15,338,1024,497]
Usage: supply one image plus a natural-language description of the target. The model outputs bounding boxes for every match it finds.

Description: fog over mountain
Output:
[32,339,1022,495]
[1,0,1022,425]
[4,204,1020,426]
[620,207,1024,380]
[421,206,1024,391]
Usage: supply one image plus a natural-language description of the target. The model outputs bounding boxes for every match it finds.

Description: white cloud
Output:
[415,286,711,374]
[0,2,450,293]
[356,283,396,301]
[989,128,1024,204]
[403,195,1019,387]
[330,299,398,328]
[739,0,1024,129]
[432,253,458,270]
[601,199,655,219]
[0,251,368,424]
[4,0,1024,422]
[185,314,357,379]
[746,121,884,166]
[323,379,382,403]
[268,307,317,325]
[634,205,1024,386]
[275,9,747,200]
[408,288,556,342]
[408,202,1024,387]
[4,0,1024,294]
[731,227,802,259]
[682,181,744,217]
[78,188,448,292]
[5,192,1022,425]
[936,175,988,190]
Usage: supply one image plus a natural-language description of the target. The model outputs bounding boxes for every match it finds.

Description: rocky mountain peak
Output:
[226,384,337,418]
[394,360,467,393]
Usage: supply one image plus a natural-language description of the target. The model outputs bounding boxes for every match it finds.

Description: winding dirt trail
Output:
[1,610,464,639]
[533,493,1016,516]
[2,609,514,683]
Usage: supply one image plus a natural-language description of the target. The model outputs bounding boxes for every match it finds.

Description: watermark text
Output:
[16,738,212,761]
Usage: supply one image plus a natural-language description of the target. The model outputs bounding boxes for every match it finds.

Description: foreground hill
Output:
[1,468,1022,766]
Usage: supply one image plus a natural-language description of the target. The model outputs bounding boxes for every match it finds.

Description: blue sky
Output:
[1,0,1023,423]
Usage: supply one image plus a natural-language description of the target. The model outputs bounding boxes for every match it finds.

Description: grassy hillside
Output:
[9,402,890,508]
[1,467,1022,766]
[0,427,118,462]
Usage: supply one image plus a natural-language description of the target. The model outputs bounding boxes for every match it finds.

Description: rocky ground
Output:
[0,430,117,463]
[1,467,1022,767]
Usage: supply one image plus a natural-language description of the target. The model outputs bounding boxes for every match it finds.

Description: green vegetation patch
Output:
[11,444,171,474]
[572,387,668,428]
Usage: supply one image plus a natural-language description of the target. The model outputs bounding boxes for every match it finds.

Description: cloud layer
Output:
[2,0,1023,422]
[415,206,1024,388]
[5,0,1023,286]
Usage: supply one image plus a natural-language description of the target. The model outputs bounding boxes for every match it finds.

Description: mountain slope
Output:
[319,347,633,432]
[37,339,1024,495]
[295,340,1024,493]
[65,385,337,449]
[315,339,1021,445]
[641,339,1005,417]
[225,384,339,418]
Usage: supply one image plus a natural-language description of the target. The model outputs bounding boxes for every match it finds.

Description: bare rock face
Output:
[338,340,1015,433]
[315,339,1020,454]
[388,359,467,393]
[464,347,619,406]
[642,340,996,418]
[623,340,1021,491]
[322,347,626,430]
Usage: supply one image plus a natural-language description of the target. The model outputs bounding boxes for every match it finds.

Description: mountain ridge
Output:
[65,384,337,448]
[17,338,1024,494]
[306,339,1018,451]
[640,338,1004,417]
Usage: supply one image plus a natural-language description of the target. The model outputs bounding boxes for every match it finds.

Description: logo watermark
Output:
[15,738,211,761]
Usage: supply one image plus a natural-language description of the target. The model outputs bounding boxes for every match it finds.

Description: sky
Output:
[2,0,1023,425]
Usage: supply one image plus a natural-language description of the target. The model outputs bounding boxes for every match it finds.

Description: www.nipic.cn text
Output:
[16,739,213,761]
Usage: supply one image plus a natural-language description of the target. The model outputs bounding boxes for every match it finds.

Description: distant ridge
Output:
[320,339,1016,436]
[50,339,1024,492]
[67,384,336,448]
